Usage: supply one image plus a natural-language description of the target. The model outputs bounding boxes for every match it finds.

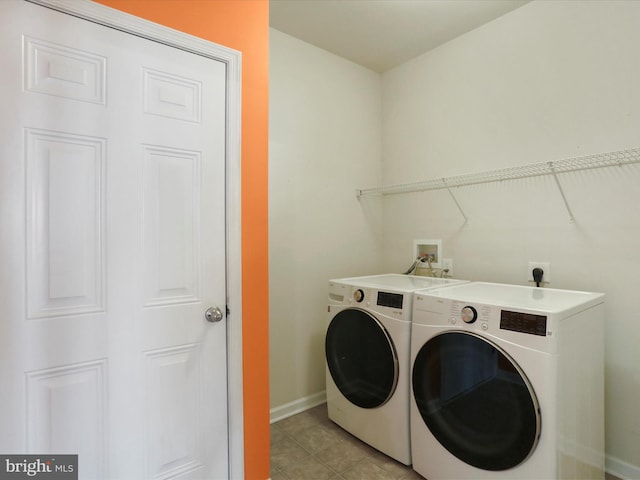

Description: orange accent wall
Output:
[94,1,270,479]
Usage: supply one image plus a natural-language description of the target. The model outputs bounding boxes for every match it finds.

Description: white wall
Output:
[270,1,640,474]
[380,1,640,476]
[269,29,383,413]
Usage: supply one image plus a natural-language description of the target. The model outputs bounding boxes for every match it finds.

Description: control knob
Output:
[353,289,365,303]
[461,306,478,324]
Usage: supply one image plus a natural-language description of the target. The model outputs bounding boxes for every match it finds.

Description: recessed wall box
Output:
[413,239,442,268]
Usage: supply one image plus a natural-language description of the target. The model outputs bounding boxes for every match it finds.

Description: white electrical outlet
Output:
[527,262,550,283]
[442,258,453,275]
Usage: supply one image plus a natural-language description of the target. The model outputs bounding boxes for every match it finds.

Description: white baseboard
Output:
[606,455,640,479]
[270,391,327,424]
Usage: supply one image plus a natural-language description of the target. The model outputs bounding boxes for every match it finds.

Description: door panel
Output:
[25,129,106,319]
[142,146,201,306]
[26,361,107,479]
[0,2,229,478]
[23,34,107,104]
[145,344,204,478]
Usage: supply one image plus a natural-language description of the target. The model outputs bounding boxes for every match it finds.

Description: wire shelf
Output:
[356,147,640,223]
[356,147,640,197]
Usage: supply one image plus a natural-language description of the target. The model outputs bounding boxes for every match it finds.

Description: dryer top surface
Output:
[415,281,605,314]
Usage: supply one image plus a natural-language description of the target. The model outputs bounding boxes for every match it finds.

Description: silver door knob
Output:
[205,306,224,323]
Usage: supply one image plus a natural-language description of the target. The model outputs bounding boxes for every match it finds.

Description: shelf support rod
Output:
[548,161,575,223]
[442,178,468,224]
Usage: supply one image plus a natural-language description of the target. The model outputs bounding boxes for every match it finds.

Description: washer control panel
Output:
[348,288,404,310]
[377,291,403,309]
[353,289,365,303]
[326,282,409,319]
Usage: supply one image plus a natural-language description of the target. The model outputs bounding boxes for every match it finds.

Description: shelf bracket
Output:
[548,162,575,223]
[442,179,468,224]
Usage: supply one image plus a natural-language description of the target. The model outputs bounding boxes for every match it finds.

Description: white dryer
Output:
[325,274,467,465]
[409,282,605,480]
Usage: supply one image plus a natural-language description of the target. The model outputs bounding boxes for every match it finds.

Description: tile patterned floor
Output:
[270,403,424,480]
[270,403,622,480]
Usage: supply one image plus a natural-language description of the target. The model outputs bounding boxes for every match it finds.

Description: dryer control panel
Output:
[500,310,547,336]
[449,301,491,329]
[448,301,548,337]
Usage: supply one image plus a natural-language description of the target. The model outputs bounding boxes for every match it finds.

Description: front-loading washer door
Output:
[412,331,541,471]
[326,308,398,409]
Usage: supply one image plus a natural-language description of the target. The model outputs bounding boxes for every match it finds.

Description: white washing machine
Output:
[409,282,605,480]
[325,274,468,465]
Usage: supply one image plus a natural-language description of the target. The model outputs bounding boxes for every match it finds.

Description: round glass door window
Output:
[412,331,540,471]
[325,309,398,409]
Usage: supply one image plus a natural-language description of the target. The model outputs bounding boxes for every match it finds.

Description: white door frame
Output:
[25,0,244,477]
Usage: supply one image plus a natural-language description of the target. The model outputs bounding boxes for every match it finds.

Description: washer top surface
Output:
[415,281,604,314]
[330,274,466,292]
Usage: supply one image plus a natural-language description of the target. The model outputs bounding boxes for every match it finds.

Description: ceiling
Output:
[269,0,530,72]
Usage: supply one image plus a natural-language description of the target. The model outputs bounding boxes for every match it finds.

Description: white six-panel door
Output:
[0,1,231,478]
